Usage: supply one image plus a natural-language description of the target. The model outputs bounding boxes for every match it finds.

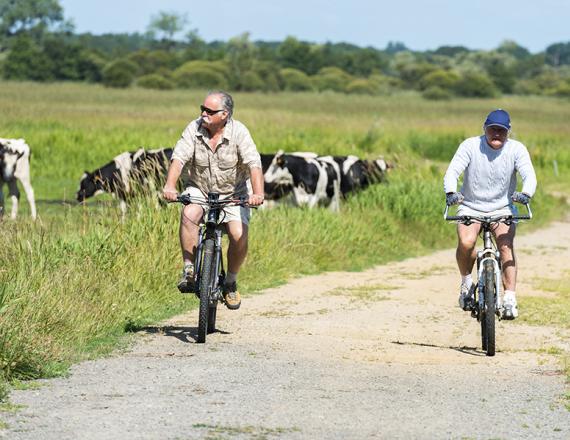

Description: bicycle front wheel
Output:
[197,238,216,343]
[481,260,496,356]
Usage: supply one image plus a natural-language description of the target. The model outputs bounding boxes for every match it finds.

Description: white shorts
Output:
[181,186,251,225]
[457,204,518,217]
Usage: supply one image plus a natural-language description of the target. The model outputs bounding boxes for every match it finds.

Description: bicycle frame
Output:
[476,227,502,316]
[194,193,226,304]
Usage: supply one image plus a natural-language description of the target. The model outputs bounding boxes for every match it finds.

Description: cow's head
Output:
[263,151,296,200]
[0,141,24,182]
[264,151,294,186]
[76,171,103,202]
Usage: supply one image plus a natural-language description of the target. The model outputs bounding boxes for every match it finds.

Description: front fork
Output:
[213,227,225,301]
[476,250,502,318]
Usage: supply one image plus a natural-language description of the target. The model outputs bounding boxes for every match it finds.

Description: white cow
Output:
[0,138,36,220]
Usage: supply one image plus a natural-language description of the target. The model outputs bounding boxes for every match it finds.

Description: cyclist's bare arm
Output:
[163,159,184,201]
[248,166,264,206]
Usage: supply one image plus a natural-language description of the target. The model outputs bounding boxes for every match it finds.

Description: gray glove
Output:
[512,192,531,205]
[446,192,464,206]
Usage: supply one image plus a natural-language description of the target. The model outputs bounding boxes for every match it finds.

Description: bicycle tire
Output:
[197,238,215,343]
[482,260,496,356]
[208,306,217,334]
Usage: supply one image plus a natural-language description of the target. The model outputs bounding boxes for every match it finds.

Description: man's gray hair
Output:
[208,90,234,118]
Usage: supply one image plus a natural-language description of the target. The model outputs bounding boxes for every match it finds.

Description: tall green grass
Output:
[0,81,569,395]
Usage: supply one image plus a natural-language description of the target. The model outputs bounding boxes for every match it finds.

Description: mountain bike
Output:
[444,203,532,356]
[173,192,249,343]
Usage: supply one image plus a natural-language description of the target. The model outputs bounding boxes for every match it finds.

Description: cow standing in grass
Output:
[0,138,36,220]
[76,147,173,215]
[263,151,341,210]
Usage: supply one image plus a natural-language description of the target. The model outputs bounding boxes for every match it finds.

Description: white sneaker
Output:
[502,292,519,320]
[458,283,474,311]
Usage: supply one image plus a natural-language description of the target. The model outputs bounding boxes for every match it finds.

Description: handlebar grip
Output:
[176,194,193,205]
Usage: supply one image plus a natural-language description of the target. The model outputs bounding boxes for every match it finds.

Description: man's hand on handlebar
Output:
[248,193,264,207]
[446,192,464,206]
[511,191,531,205]
[162,186,178,202]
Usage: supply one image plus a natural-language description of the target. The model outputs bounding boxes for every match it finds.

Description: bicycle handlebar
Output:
[443,203,532,224]
[168,193,252,208]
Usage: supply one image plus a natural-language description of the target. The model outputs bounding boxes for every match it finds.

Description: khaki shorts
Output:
[181,186,251,225]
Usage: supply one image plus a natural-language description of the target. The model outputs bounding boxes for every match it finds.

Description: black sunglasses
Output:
[200,105,225,116]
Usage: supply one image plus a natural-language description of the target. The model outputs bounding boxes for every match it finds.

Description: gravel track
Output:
[2,220,569,439]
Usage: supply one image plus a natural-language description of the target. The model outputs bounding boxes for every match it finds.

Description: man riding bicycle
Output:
[443,109,537,319]
[162,91,264,310]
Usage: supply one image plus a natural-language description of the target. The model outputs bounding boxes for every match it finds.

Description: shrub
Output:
[454,71,499,98]
[419,69,460,91]
[128,49,177,75]
[422,86,452,100]
[252,61,282,92]
[368,74,401,94]
[552,83,570,98]
[313,67,352,93]
[280,68,313,91]
[173,66,228,90]
[513,79,541,95]
[240,71,265,92]
[173,61,229,89]
[175,60,230,79]
[137,74,175,90]
[101,60,138,88]
[3,34,53,81]
[346,78,378,95]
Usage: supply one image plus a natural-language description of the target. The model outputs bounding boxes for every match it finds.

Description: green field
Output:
[1,81,569,397]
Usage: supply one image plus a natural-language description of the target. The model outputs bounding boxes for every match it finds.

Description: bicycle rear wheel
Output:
[197,238,215,343]
[481,260,496,356]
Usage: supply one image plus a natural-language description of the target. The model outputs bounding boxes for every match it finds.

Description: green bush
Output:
[313,67,352,92]
[128,49,178,75]
[552,83,570,98]
[252,61,282,92]
[175,60,230,80]
[280,68,313,91]
[454,71,499,98]
[3,34,53,81]
[419,69,460,91]
[101,60,138,88]
[240,71,265,91]
[346,78,379,95]
[513,78,541,95]
[173,66,228,90]
[173,61,229,89]
[422,86,452,100]
[137,74,175,90]
[368,74,401,94]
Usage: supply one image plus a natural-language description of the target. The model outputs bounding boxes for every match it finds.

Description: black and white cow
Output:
[333,155,390,197]
[263,151,341,210]
[76,147,172,214]
[0,138,36,220]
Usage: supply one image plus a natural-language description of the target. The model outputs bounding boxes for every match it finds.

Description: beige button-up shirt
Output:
[172,118,262,196]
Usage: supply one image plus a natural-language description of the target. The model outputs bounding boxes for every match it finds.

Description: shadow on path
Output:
[391,340,487,357]
[139,325,232,343]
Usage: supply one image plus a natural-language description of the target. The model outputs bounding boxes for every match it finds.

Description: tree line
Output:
[1,1,570,99]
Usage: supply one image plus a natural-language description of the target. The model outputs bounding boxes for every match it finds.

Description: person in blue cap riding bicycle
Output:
[443,109,537,319]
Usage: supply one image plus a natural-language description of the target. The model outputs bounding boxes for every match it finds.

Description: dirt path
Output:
[2,221,570,439]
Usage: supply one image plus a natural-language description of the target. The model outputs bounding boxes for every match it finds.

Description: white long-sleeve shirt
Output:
[443,135,537,212]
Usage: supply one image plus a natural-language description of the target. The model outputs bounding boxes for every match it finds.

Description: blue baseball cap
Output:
[484,109,511,130]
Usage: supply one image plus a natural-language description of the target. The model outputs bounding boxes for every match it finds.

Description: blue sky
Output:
[59,0,569,53]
